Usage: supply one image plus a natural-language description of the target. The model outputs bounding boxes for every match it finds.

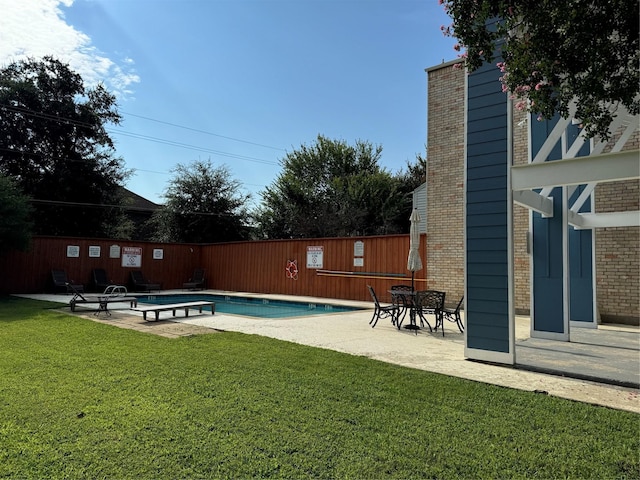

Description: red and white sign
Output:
[306,246,324,269]
[122,246,142,268]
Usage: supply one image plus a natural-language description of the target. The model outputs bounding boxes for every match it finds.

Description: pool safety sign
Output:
[122,246,142,267]
[306,246,324,269]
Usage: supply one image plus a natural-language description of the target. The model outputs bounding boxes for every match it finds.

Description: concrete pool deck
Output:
[18,290,640,414]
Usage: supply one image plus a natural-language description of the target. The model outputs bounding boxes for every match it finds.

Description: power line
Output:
[121,111,286,152]
[30,198,158,212]
[0,147,270,189]
[29,198,249,217]
[108,129,279,166]
[0,104,282,166]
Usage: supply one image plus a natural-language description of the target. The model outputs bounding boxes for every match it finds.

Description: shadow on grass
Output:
[0,295,66,322]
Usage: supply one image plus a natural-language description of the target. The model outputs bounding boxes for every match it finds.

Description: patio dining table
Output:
[388,288,421,332]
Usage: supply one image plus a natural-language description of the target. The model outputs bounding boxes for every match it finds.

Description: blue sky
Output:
[1,0,457,206]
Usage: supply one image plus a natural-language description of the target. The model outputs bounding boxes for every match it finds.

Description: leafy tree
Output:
[0,56,131,236]
[440,0,640,139]
[148,160,251,243]
[393,152,427,231]
[0,175,33,254]
[255,135,423,239]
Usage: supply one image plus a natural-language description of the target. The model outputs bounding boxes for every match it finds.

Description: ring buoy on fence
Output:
[285,260,298,280]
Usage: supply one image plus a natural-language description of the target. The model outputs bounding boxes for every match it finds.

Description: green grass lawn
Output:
[0,296,638,479]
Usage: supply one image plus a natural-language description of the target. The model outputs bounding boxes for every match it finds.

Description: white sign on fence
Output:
[306,246,324,269]
[121,246,142,268]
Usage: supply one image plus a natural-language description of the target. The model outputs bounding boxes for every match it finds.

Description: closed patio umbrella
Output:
[407,208,423,291]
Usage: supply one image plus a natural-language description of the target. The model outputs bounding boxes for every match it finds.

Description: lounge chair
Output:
[51,269,84,294]
[367,285,400,328]
[92,268,112,292]
[183,268,206,290]
[129,271,161,292]
[68,284,138,316]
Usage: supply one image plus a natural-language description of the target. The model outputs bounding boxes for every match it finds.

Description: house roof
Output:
[121,188,161,212]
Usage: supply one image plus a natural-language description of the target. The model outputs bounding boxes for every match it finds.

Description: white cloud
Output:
[0,0,139,97]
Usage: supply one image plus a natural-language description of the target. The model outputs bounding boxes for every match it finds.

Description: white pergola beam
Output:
[570,183,596,213]
[574,211,640,228]
[567,210,584,228]
[532,115,573,164]
[592,110,637,156]
[513,189,554,217]
[512,150,640,190]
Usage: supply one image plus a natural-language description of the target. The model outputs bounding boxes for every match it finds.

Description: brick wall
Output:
[511,109,531,313]
[425,61,466,307]
[594,128,640,322]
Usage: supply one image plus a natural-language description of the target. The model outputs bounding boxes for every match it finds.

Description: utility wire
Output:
[108,130,279,166]
[29,198,248,217]
[120,111,286,152]
[0,104,283,165]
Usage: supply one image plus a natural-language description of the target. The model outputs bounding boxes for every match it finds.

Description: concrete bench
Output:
[131,301,216,322]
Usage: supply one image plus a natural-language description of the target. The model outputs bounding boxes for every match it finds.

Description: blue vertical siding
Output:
[569,187,594,323]
[466,62,510,353]
[531,117,594,330]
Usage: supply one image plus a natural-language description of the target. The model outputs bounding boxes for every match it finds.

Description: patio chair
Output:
[367,285,400,328]
[414,290,446,335]
[442,295,464,333]
[51,269,84,294]
[183,268,206,290]
[92,268,112,292]
[129,271,161,292]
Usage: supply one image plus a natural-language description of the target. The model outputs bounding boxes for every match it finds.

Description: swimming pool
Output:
[135,294,365,319]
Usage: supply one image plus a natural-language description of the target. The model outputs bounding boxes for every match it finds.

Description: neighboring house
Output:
[411,183,427,235]
[121,188,161,241]
[425,59,639,327]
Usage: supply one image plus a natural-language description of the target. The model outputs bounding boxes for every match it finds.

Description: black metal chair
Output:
[389,284,414,325]
[442,295,464,333]
[183,268,206,290]
[51,269,84,294]
[129,271,161,292]
[414,290,446,334]
[92,268,112,292]
[367,285,400,328]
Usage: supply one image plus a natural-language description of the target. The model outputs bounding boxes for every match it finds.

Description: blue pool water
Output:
[135,294,364,319]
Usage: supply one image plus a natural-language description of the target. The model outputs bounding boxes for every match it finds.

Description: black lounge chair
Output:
[367,285,400,328]
[68,284,138,316]
[129,271,161,292]
[92,268,112,292]
[183,268,206,290]
[442,295,464,333]
[51,269,84,294]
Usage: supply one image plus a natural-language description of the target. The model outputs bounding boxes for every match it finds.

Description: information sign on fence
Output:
[306,246,324,269]
[122,247,142,268]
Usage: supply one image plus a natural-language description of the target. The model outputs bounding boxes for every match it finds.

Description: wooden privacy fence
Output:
[0,234,427,302]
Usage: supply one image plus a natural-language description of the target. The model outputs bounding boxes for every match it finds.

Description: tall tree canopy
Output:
[441,0,640,139]
[148,160,251,243]
[0,175,32,254]
[255,135,424,239]
[0,57,131,236]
